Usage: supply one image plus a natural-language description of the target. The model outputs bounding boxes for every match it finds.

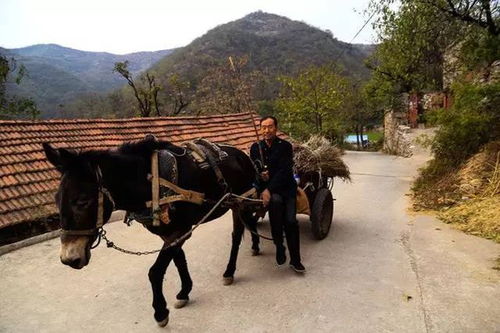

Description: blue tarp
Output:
[345,134,368,144]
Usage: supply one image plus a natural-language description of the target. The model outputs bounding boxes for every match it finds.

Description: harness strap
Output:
[97,189,104,228]
[196,138,228,161]
[198,145,228,191]
[96,165,116,229]
[146,150,206,226]
[146,175,205,206]
[96,166,105,228]
[61,229,98,236]
[183,141,209,169]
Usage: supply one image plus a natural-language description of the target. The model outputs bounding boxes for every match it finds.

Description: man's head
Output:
[260,116,278,141]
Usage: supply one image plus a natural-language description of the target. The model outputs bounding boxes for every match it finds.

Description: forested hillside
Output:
[1,44,173,117]
[153,11,373,82]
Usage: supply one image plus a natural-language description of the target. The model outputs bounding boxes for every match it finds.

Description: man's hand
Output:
[260,171,269,182]
[261,189,271,207]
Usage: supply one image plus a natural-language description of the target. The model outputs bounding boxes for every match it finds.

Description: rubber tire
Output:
[310,188,334,240]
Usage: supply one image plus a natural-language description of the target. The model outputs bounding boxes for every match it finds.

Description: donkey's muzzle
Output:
[61,256,84,269]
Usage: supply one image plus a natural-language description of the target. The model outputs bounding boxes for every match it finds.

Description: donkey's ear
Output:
[144,134,158,143]
[42,143,74,173]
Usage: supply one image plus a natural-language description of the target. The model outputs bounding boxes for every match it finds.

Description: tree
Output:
[366,0,499,105]
[114,61,161,117]
[342,81,382,149]
[193,56,260,115]
[275,65,348,140]
[423,0,499,36]
[0,55,40,119]
[366,1,453,108]
[163,73,191,115]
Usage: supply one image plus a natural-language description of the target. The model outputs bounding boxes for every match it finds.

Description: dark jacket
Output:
[250,137,297,198]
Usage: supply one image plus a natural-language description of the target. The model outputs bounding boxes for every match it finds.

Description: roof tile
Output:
[0,113,279,228]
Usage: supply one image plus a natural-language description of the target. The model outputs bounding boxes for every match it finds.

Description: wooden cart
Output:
[297,171,335,240]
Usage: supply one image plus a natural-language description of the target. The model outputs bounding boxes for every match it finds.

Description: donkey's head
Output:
[42,143,114,269]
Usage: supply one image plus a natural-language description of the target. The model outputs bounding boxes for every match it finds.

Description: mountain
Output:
[1,44,174,117]
[152,11,375,87]
[112,11,374,118]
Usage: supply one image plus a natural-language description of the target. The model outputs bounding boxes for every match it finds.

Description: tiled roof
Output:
[0,112,271,228]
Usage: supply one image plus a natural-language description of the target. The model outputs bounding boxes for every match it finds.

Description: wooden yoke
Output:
[147,150,205,226]
[151,151,161,226]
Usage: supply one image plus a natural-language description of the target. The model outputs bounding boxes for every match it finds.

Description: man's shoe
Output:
[290,262,306,273]
[276,246,286,266]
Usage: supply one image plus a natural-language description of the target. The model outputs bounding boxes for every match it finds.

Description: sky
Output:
[0,0,376,55]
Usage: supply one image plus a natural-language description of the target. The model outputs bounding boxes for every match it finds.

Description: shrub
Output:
[431,81,500,167]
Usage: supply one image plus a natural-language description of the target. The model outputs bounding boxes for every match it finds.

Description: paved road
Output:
[1,151,499,332]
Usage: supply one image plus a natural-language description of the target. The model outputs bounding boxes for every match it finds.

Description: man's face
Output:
[261,118,277,141]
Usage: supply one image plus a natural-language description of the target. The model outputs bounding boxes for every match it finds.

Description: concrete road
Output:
[1,151,499,332]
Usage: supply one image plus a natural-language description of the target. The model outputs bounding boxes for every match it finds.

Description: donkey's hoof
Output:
[174,299,189,309]
[157,314,169,327]
[222,276,234,285]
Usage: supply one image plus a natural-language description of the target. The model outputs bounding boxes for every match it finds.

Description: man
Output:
[250,116,306,273]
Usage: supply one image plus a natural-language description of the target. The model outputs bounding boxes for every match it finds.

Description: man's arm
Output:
[250,143,269,194]
[250,143,263,171]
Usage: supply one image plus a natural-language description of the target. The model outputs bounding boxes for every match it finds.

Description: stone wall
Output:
[383,110,413,157]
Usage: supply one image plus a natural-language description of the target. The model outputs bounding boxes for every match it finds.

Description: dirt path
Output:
[1,149,499,332]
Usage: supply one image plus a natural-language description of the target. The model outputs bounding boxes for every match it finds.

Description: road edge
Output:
[0,211,126,256]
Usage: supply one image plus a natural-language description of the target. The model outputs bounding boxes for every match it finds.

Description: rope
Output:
[238,211,274,241]
[333,9,377,61]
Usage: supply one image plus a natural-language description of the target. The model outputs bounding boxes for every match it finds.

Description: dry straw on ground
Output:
[439,196,500,243]
[438,141,500,243]
[458,141,500,197]
[293,135,350,180]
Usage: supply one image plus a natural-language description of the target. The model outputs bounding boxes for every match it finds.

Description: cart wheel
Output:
[310,188,334,240]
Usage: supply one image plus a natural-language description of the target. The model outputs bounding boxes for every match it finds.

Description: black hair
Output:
[260,116,278,127]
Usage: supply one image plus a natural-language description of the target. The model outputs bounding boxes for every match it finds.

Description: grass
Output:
[367,131,383,142]
[412,159,462,210]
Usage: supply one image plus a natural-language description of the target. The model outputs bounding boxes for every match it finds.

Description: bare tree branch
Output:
[425,0,499,35]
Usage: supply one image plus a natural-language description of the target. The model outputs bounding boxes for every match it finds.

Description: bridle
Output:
[60,166,115,244]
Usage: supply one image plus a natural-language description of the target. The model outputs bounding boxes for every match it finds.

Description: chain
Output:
[97,192,248,256]
[100,229,163,255]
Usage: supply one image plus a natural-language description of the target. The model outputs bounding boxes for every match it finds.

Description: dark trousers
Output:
[268,193,302,264]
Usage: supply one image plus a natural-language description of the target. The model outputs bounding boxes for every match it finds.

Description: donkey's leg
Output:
[247,212,260,255]
[148,246,176,326]
[172,247,193,309]
[222,209,245,285]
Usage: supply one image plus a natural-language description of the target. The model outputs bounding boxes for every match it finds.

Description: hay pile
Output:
[293,135,350,180]
[441,141,500,242]
[439,195,500,243]
[458,141,500,197]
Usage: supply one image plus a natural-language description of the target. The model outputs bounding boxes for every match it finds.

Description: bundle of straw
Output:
[293,135,350,180]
